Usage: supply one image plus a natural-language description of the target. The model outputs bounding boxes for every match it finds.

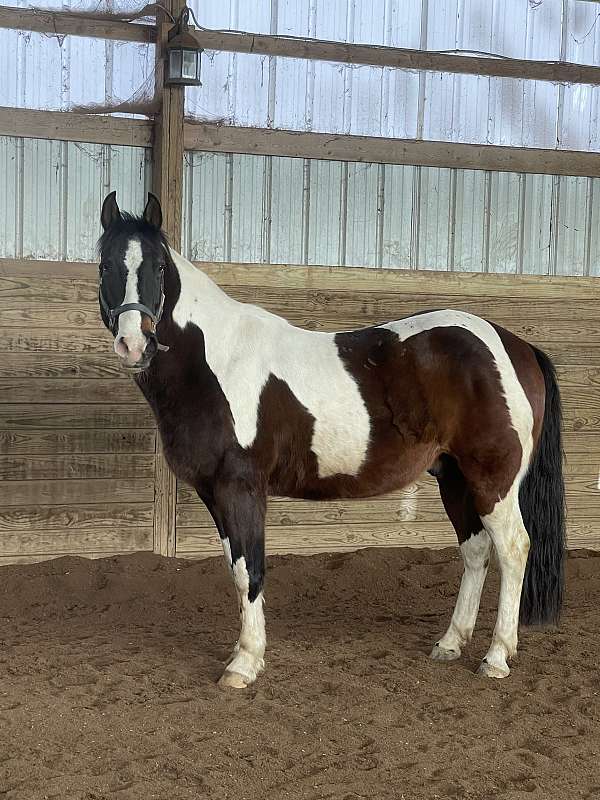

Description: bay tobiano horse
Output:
[98,191,565,690]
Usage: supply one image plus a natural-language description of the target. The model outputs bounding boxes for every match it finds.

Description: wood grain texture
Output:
[191,29,600,86]
[0,529,152,561]
[0,378,144,404]
[0,479,155,506]
[199,261,600,300]
[0,330,113,353]
[150,6,185,559]
[0,404,154,430]
[185,123,600,179]
[1,259,595,299]
[0,503,154,531]
[0,454,155,481]
[0,5,155,43]
[0,429,155,455]
[0,354,135,379]
[0,107,152,147]
[176,519,600,558]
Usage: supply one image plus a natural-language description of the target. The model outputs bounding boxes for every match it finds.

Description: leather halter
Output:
[99,267,169,352]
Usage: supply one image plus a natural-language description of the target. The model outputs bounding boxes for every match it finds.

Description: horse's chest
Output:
[140,368,236,485]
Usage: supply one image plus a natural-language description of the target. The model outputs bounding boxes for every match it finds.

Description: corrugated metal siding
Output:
[0,28,154,113]
[181,0,600,152]
[4,0,595,150]
[182,150,600,277]
[2,0,599,275]
[0,136,150,261]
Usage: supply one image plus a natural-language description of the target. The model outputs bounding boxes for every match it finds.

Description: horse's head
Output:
[98,192,169,370]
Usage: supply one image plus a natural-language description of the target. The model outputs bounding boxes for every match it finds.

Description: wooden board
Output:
[185,123,600,179]
[0,529,153,562]
[0,5,155,43]
[0,107,152,148]
[1,259,596,299]
[0,503,154,531]
[0,404,154,429]
[176,519,600,558]
[0,454,155,481]
[0,478,155,506]
[0,429,155,455]
[0,354,137,379]
[0,379,143,404]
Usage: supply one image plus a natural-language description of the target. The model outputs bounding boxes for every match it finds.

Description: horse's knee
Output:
[461,530,491,570]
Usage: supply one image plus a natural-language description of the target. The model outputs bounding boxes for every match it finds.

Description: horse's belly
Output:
[310,407,371,478]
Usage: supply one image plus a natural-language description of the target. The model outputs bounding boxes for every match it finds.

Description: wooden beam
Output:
[192,29,600,86]
[0,5,155,43]
[1,258,598,300]
[184,122,600,179]
[151,2,186,558]
[0,107,152,148]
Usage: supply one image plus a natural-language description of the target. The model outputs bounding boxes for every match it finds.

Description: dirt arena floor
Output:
[1,546,599,800]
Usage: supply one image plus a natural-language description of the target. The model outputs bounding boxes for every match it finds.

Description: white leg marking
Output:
[431,530,491,661]
[478,491,529,679]
[220,536,233,570]
[220,556,266,689]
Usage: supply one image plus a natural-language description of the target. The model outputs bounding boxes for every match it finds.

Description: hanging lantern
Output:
[165,7,202,87]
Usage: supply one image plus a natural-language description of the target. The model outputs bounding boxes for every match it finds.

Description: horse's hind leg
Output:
[430,456,492,662]
[477,488,529,678]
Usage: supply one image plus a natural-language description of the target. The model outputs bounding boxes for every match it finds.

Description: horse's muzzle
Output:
[115,331,159,370]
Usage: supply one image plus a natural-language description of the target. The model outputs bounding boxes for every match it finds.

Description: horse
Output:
[97,191,565,690]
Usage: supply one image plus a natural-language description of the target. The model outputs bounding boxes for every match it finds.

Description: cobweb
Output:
[3,2,160,117]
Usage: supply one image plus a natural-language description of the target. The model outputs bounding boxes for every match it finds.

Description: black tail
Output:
[518,346,566,626]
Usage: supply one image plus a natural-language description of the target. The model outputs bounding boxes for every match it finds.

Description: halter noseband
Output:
[99,268,169,352]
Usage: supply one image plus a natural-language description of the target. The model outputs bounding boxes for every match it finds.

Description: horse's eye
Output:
[99,262,110,273]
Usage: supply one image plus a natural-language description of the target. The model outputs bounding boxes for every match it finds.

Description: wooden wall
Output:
[0,258,598,565]
[0,260,156,565]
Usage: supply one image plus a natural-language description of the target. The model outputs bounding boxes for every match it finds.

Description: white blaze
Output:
[115,237,145,351]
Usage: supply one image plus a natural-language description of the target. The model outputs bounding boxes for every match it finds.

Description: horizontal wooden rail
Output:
[0,5,155,43]
[2,5,600,86]
[192,28,600,86]
[0,107,152,148]
[3,109,599,178]
[0,258,597,298]
[185,122,600,178]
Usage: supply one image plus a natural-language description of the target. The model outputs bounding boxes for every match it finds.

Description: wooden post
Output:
[152,0,185,558]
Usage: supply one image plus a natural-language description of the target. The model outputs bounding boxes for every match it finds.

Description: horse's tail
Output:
[518,346,566,626]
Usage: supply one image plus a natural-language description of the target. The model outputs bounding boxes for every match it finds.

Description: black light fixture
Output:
[165,7,202,87]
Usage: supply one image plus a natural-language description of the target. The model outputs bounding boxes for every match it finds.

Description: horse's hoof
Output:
[477,659,510,679]
[218,670,249,690]
[429,643,461,662]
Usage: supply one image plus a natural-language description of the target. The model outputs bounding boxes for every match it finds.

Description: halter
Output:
[99,267,169,352]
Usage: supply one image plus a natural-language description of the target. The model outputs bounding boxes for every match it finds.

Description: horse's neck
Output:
[165,248,246,380]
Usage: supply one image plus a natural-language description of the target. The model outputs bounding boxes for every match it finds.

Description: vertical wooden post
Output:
[152,0,185,557]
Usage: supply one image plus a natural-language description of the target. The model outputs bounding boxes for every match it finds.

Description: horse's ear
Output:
[143,193,163,230]
[101,191,121,231]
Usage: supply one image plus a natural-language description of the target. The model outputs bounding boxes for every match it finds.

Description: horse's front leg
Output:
[208,466,267,690]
